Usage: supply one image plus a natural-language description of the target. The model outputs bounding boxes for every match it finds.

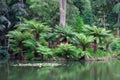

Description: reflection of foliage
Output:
[0,49,9,63]
[1,61,119,80]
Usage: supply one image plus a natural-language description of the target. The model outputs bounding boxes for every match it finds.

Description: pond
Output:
[0,60,120,80]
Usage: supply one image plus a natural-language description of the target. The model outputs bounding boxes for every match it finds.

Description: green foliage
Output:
[50,25,75,43]
[27,0,59,26]
[23,39,37,50]
[80,51,92,58]
[74,0,93,25]
[87,48,111,58]
[1,0,119,60]
[109,38,120,51]
[17,19,51,35]
[84,25,111,43]
[113,3,120,13]
[73,17,84,33]
[66,1,80,25]
[37,44,53,58]
[75,33,95,47]
[54,44,81,59]
[27,0,80,26]
[113,23,120,29]
[7,30,33,53]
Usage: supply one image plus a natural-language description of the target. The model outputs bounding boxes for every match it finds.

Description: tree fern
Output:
[113,3,120,13]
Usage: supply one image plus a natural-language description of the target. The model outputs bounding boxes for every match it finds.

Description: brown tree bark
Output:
[117,12,120,37]
[36,33,40,41]
[116,0,120,37]
[103,11,106,28]
[59,0,66,26]
[82,45,86,51]
[93,40,97,54]
[18,41,25,60]
[106,44,109,52]
[35,33,40,57]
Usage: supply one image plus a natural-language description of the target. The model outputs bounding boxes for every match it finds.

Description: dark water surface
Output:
[0,60,120,80]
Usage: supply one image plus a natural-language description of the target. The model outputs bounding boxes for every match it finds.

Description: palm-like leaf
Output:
[50,25,75,43]
[7,30,33,53]
[7,30,33,42]
[75,33,95,47]
[55,43,78,58]
[17,19,51,34]
[23,39,37,50]
[84,26,111,42]
[0,16,11,35]
[113,3,120,13]
[37,44,53,57]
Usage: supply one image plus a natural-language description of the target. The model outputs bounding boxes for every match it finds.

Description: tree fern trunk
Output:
[36,33,40,41]
[35,33,40,57]
[93,40,97,54]
[65,52,69,61]
[106,44,109,52]
[34,50,39,57]
[41,54,44,61]
[82,45,86,51]
[18,41,25,60]
[57,35,61,44]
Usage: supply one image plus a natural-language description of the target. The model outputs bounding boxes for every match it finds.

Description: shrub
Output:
[54,43,82,60]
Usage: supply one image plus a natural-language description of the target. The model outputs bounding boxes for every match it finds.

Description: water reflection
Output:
[1,60,120,80]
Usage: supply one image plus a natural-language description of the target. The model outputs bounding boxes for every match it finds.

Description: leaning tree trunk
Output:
[59,0,66,26]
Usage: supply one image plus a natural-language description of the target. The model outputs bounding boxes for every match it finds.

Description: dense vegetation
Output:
[0,0,120,61]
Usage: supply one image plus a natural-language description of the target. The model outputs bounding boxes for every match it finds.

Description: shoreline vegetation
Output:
[11,55,119,67]
[1,0,120,62]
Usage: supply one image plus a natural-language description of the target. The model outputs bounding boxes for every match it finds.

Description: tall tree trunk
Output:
[59,0,66,26]
[117,28,120,37]
[93,40,97,54]
[117,12,120,37]
[103,11,106,28]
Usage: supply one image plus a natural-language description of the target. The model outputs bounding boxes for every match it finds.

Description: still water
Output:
[0,60,120,80]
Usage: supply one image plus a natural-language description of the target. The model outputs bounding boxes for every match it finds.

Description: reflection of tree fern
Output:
[0,49,9,63]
